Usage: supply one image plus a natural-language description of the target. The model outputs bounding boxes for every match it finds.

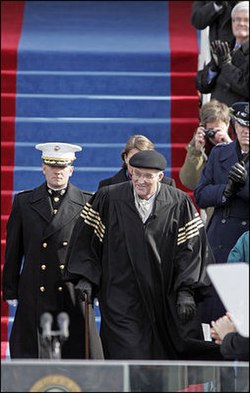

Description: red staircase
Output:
[169,1,200,193]
[1,0,25,359]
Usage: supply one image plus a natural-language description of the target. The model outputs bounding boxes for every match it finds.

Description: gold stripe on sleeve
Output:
[177,213,204,245]
[80,203,105,242]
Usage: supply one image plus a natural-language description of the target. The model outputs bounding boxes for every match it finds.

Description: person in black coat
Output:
[191,1,240,44]
[195,1,249,106]
[2,142,103,359]
[98,134,176,189]
[194,102,249,323]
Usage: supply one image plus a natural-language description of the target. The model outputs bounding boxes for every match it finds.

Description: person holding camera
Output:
[179,99,232,224]
[194,102,249,324]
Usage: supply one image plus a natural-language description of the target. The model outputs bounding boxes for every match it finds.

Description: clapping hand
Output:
[210,40,232,68]
[224,161,247,199]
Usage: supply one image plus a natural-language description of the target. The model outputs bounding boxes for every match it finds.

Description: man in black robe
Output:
[65,150,221,360]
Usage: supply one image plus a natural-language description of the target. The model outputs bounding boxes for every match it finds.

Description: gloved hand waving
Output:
[210,40,220,69]
[210,40,232,69]
[176,289,196,321]
[224,161,247,199]
[75,278,93,304]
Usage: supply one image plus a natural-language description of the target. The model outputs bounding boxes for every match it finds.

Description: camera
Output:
[204,128,216,139]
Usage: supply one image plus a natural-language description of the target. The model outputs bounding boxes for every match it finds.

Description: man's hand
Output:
[210,40,231,68]
[224,162,247,199]
[176,290,196,321]
[194,127,206,151]
[211,312,237,345]
[216,41,232,66]
[228,162,247,184]
[210,40,220,68]
[75,279,93,304]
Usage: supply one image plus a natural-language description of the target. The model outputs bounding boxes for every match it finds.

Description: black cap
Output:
[129,150,167,170]
[231,102,249,127]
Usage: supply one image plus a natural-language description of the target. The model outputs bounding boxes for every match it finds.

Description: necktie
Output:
[47,188,66,215]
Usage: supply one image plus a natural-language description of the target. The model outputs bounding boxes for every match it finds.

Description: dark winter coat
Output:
[191,1,239,43]
[194,140,249,264]
[2,182,103,359]
[195,40,249,106]
[194,141,249,324]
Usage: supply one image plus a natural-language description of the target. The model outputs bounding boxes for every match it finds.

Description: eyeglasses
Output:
[132,169,159,181]
[232,17,249,24]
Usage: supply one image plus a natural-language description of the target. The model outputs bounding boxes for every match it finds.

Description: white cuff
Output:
[6,299,18,307]
[213,3,223,12]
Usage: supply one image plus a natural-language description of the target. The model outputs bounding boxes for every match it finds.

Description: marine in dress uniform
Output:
[2,142,103,359]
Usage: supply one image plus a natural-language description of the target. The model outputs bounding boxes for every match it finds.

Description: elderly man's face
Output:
[235,122,249,152]
[232,9,249,43]
[131,167,163,200]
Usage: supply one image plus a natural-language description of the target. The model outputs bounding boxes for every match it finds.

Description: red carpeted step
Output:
[1,117,15,142]
[1,216,8,241]
[1,317,9,341]
[1,191,13,216]
[1,341,8,359]
[171,118,198,142]
[171,72,197,96]
[1,240,6,263]
[1,93,16,116]
[1,70,17,93]
[169,1,198,73]
[1,294,9,317]
[1,142,15,166]
[1,167,14,191]
[171,96,199,119]
[169,1,199,178]
[170,51,198,73]
[1,1,25,70]
[171,143,190,167]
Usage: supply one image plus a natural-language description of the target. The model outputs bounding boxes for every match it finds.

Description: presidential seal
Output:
[29,374,81,392]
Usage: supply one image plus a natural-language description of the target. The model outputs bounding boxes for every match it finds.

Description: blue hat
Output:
[231,102,249,127]
[35,142,82,166]
[129,150,167,171]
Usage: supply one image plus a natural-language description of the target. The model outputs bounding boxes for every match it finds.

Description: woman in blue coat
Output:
[194,102,249,322]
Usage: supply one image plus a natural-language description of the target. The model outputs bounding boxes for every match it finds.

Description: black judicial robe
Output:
[66,181,221,360]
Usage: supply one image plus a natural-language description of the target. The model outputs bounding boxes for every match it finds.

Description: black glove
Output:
[224,162,247,199]
[210,40,231,68]
[216,41,232,66]
[176,290,196,321]
[75,278,93,304]
[228,161,247,184]
[210,40,220,69]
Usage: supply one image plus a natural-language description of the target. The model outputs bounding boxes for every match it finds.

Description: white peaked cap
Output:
[35,142,82,166]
